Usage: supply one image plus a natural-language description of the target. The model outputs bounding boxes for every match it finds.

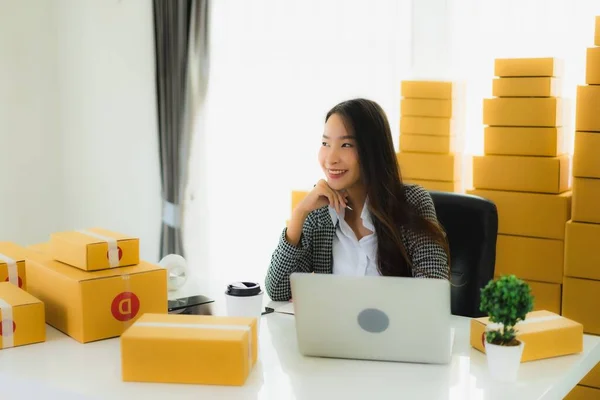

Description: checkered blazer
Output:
[265,183,450,301]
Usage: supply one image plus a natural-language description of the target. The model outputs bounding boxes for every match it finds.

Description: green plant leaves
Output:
[480,275,534,345]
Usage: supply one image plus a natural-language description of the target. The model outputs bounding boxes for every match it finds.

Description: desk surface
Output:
[0,276,600,400]
[1,296,599,399]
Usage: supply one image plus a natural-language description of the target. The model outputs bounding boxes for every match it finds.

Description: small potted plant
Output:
[479,274,534,382]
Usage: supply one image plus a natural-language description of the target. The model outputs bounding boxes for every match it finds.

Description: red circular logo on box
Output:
[106,247,123,261]
[0,320,16,335]
[111,292,140,322]
[4,276,23,288]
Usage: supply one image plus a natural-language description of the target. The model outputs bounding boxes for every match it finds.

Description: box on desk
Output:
[49,228,139,271]
[0,282,45,349]
[483,97,562,127]
[470,310,582,362]
[565,221,600,281]
[397,152,463,182]
[492,77,561,97]
[572,178,600,224]
[466,189,571,240]
[25,245,167,343]
[573,132,600,179]
[576,85,600,132]
[495,235,564,284]
[291,190,309,214]
[596,16,600,46]
[473,154,570,194]
[0,242,28,290]
[494,58,562,77]
[400,116,458,136]
[484,127,564,157]
[121,313,257,386]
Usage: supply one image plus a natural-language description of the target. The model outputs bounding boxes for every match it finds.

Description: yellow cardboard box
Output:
[564,221,600,280]
[562,277,600,335]
[492,77,560,97]
[565,385,600,400]
[467,189,571,240]
[470,310,582,362]
[0,282,45,349]
[587,47,600,85]
[495,235,564,284]
[400,116,457,136]
[573,132,600,179]
[399,134,459,154]
[473,155,570,194]
[581,362,600,389]
[576,85,600,132]
[404,179,462,193]
[0,242,28,290]
[49,228,139,271]
[291,190,309,214]
[397,152,461,182]
[494,58,562,77]
[525,280,562,315]
[484,126,564,157]
[121,313,257,386]
[401,81,461,99]
[596,16,600,46]
[572,178,600,224]
[483,97,562,127]
[401,98,454,118]
[25,247,167,343]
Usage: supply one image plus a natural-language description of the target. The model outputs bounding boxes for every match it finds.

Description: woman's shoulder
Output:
[402,183,437,218]
[304,206,334,229]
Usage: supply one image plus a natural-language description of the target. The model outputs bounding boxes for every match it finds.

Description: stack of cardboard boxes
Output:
[397,81,467,193]
[468,57,571,315]
[562,15,600,400]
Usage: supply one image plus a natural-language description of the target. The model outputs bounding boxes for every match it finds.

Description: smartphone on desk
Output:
[168,295,215,315]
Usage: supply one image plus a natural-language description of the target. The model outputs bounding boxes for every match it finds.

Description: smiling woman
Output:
[265,98,450,302]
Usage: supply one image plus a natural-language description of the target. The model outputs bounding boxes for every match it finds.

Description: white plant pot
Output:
[484,340,525,382]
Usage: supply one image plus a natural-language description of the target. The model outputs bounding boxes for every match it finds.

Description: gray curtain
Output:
[153,0,209,258]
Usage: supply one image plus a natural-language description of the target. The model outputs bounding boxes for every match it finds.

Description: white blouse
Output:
[328,199,380,276]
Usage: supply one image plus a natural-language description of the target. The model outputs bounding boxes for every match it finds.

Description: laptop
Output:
[289,272,454,364]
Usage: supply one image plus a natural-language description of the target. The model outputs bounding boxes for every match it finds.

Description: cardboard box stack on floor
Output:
[397,81,467,193]
[563,16,600,399]
[468,57,571,315]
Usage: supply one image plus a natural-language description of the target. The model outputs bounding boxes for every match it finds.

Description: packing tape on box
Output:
[0,298,14,349]
[77,230,120,268]
[135,321,252,361]
[0,253,18,287]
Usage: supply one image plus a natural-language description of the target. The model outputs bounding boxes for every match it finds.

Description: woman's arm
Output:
[404,185,450,280]
[265,210,316,301]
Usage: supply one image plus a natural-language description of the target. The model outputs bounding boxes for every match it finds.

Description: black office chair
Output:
[428,190,498,318]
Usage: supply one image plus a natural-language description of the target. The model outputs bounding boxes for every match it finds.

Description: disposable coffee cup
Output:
[225,282,264,333]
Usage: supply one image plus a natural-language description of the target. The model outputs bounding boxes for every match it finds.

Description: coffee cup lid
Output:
[226,281,262,297]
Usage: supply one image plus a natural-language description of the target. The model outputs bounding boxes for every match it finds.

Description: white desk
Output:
[1,298,599,399]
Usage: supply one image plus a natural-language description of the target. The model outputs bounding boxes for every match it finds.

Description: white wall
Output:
[55,0,162,262]
[0,0,65,245]
[0,0,161,261]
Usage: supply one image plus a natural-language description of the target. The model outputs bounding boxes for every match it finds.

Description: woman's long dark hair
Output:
[326,98,450,278]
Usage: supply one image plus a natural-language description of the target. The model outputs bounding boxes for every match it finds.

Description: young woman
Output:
[265,98,450,301]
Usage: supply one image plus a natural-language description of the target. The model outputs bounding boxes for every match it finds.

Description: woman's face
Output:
[318,113,361,192]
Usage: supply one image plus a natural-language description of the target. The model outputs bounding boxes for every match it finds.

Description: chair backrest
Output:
[428,190,498,317]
